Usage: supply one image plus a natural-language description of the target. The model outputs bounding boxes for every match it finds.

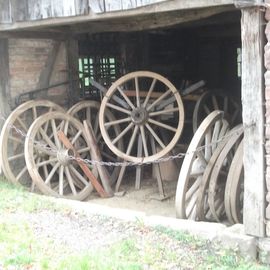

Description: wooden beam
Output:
[241,7,265,237]
[71,6,235,34]
[0,0,235,32]
[66,38,80,104]
[0,30,69,40]
[0,38,11,137]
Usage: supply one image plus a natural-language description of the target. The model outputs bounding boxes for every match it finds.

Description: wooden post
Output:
[67,38,80,105]
[241,6,266,237]
[0,39,11,130]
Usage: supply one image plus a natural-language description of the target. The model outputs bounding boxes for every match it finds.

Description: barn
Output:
[0,0,268,253]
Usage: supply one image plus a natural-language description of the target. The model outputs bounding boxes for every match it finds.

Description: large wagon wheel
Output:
[175,110,228,220]
[0,100,64,187]
[208,124,243,222]
[224,139,244,224]
[196,122,231,221]
[193,91,241,133]
[68,100,123,184]
[25,111,98,200]
[99,71,185,163]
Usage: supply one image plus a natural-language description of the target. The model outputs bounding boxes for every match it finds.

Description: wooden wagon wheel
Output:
[193,91,241,133]
[175,110,228,220]
[224,139,244,224]
[196,121,231,221]
[208,124,243,222]
[99,71,185,163]
[68,100,123,184]
[0,100,64,187]
[25,111,98,200]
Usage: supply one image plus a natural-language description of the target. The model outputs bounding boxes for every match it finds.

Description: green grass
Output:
[0,177,69,213]
[0,177,270,270]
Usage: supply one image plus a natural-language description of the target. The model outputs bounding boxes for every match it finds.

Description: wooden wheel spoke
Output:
[59,165,64,195]
[86,107,91,123]
[203,104,211,115]
[8,152,25,161]
[126,125,139,155]
[117,87,135,110]
[93,115,99,136]
[212,95,219,110]
[16,116,28,133]
[77,146,91,154]
[71,130,83,145]
[147,89,171,111]
[64,166,77,195]
[186,190,199,218]
[186,178,200,202]
[44,162,61,184]
[112,122,134,145]
[39,127,57,149]
[9,135,23,144]
[63,120,70,135]
[106,102,132,115]
[51,119,62,149]
[149,107,179,117]
[15,166,28,181]
[135,77,140,107]
[148,118,177,132]
[69,165,89,186]
[104,117,131,128]
[143,78,157,107]
[36,158,58,168]
[205,130,212,161]
[145,123,166,149]
[32,106,38,120]
[140,125,149,157]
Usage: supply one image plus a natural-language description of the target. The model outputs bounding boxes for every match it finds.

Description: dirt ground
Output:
[87,166,178,218]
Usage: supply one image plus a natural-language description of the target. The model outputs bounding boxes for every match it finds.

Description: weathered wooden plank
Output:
[74,0,89,15]
[136,0,165,8]
[104,0,122,12]
[10,0,28,21]
[122,0,136,10]
[28,0,42,20]
[0,39,11,130]
[0,0,12,23]
[89,0,105,13]
[72,6,233,34]
[241,7,265,237]
[40,0,52,19]
[51,0,64,17]
[67,38,80,102]
[62,0,76,16]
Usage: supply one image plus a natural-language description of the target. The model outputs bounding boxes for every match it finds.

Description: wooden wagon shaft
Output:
[83,120,114,197]
[123,90,199,101]
[57,130,109,198]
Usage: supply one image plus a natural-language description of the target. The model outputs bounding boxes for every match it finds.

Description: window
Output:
[78,56,118,99]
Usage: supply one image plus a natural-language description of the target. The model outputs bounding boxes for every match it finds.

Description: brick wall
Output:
[265,9,270,220]
[8,39,68,107]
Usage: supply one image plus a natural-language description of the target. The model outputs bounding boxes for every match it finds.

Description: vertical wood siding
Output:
[0,0,167,23]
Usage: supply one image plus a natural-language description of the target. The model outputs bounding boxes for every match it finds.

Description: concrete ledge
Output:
[214,224,257,260]
[51,197,263,262]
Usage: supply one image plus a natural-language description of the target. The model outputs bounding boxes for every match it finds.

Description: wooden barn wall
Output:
[265,6,270,232]
[8,39,68,107]
[0,0,166,22]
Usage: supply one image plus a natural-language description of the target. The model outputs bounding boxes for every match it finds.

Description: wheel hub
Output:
[57,149,72,166]
[131,107,148,125]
